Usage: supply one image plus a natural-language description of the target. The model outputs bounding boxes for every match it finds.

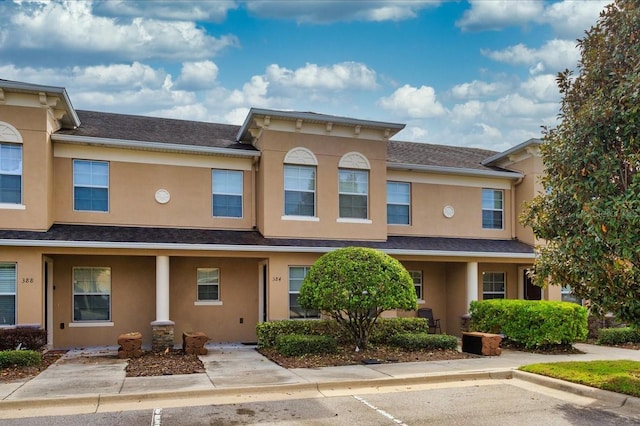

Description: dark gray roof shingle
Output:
[55,110,255,152]
[387,140,499,171]
[0,224,534,255]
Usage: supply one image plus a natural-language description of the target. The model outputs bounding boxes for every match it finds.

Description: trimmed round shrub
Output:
[389,333,457,351]
[275,334,338,357]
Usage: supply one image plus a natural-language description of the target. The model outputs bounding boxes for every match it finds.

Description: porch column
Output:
[151,255,174,352]
[461,262,478,332]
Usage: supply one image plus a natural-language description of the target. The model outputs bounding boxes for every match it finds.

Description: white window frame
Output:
[410,270,423,302]
[0,143,23,206]
[195,268,222,306]
[72,267,111,323]
[0,262,17,326]
[338,169,369,220]
[284,164,316,218]
[73,159,109,212]
[288,266,320,319]
[387,181,411,225]
[482,188,504,230]
[212,169,243,218]
[482,271,506,300]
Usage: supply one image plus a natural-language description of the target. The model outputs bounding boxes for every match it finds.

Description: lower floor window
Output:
[289,266,320,319]
[73,267,111,321]
[410,270,423,300]
[197,268,220,301]
[561,284,582,305]
[0,263,16,326]
[482,271,505,300]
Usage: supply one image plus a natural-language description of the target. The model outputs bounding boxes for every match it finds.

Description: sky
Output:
[0,0,610,152]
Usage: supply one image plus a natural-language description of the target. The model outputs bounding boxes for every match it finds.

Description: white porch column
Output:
[466,261,479,308]
[155,255,170,322]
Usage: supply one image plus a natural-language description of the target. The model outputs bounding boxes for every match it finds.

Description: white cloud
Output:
[71,62,168,90]
[4,1,239,62]
[265,62,378,91]
[451,100,483,122]
[482,39,579,74]
[175,61,220,90]
[519,74,560,102]
[93,0,238,23]
[450,80,509,100]
[456,0,544,32]
[378,85,446,119]
[543,1,609,38]
[245,1,440,23]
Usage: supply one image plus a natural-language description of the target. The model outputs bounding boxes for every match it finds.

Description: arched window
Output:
[338,152,369,219]
[0,122,23,205]
[283,148,317,217]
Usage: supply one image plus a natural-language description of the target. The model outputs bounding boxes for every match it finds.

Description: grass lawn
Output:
[520,360,640,397]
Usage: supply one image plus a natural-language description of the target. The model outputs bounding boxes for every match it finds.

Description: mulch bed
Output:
[0,350,65,383]
[125,349,206,377]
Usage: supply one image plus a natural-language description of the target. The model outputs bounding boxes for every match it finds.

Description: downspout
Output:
[511,176,524,239]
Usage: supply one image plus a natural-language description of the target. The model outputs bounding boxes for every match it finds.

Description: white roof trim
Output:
[387,162,523,179]
[52,134,260,158]
[0,239,535,259]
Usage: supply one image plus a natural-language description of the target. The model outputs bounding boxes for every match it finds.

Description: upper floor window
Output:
[387,181,410,225]
[0,143,22,204]
[212,169,243,218]
[0,263,16,326]
[73,267,111,322]
[197,268,220,301]
[482,189,503,229]
[289,266,320,319]
[339,169,368,219]
[410,270,423,301]
[482,271,505,300]
[73,160,109,212]
[284,165,316,216]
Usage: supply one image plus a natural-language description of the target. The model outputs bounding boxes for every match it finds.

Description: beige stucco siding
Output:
[170,257,259,343]
[257,130,388,240]
[52,157,254,229]
[0,247,44,325]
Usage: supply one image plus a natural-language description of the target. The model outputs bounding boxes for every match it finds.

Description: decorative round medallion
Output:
[155,189,171,204]
[443,205,455,218]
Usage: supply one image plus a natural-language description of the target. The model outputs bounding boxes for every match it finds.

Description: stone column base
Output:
[151,320,175,352]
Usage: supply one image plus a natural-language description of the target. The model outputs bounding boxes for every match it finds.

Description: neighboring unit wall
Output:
[0,247,44,326]
[0,106,55,231]
[511,155,544,246]
[52,148,254,230]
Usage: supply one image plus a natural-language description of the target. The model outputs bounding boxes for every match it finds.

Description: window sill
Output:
[416,299,426,305]
[281,215,319,222]
[337,218,372,224]
[0,203,26,210]
[194,301,223,306]
[68,322,114,328]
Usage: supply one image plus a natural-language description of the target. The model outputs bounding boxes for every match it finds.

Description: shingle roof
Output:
[55,110,256,152]
[387,140,499,171]
[0,224,534,256]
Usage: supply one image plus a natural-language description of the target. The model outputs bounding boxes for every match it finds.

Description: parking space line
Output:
[353,395,407,425]
[151,407,162,426]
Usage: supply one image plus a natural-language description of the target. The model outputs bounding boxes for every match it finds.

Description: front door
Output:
[524,269,541,300]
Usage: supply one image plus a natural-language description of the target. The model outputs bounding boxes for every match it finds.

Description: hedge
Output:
[598,327,640,345]
[389,333,457,351]
[0,350,42,368]
[470,299,588,349]
[0,327,47,351]
[274,334,338,356]
[256,318,431,348]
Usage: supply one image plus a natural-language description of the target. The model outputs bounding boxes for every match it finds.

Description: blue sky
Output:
[0,1,609,151]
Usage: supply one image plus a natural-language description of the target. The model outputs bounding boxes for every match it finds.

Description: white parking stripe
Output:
[151,407,162,426]
[353,395,407,425]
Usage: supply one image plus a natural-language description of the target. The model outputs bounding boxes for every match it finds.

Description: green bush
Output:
[0,350,41,368]
[470,299,588,349]
[0,327,47,351]
[389,333,457,351]
[598,327,640,345]
[274,334,338,357]
[257,318,431,348]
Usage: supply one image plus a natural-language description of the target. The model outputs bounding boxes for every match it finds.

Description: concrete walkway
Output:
[1,343,640,419]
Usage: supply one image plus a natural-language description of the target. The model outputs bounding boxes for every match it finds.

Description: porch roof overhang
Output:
[0,224,535,259]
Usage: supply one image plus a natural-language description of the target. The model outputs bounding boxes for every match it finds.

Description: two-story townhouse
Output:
[0,79,556,349]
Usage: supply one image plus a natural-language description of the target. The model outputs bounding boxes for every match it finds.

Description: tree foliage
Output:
[299,247,417,349]
[521,0,640,324]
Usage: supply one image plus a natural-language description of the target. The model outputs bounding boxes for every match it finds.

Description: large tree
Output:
[522,0,640,324]
[299,247,417,349]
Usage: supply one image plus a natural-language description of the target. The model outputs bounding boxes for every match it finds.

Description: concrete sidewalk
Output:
[1,343,640,418]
